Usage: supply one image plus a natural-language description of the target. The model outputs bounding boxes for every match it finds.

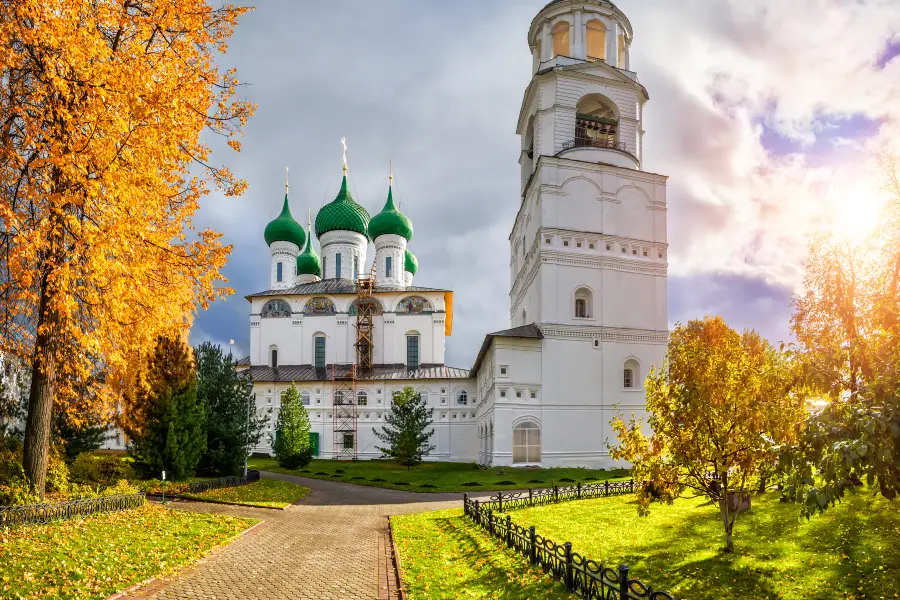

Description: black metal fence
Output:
[0,493,145,529]
[188,469,260,494]
[463,481,676,600]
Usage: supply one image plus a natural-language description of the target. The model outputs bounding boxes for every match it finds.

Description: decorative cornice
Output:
[540,324,669,344]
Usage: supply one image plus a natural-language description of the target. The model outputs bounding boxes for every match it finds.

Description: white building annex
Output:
[241,0,668,468]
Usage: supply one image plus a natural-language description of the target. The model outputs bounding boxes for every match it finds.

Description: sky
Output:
[189,0,900,368]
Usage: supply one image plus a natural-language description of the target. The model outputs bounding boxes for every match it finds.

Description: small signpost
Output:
[161,470,167,504]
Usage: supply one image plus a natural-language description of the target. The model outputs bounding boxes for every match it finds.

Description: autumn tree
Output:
[0,1,254,493]
[783,157,900,514]
[375,386,435,468]
[610,316,804,552]
[125,336,205,480]
[195,342,266,476]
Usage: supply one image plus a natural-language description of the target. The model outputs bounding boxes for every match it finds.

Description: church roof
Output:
[296,225,321,277]
[368,184,413,241]
[246,363,470,382]
[264,194,306,248]
[404,250,418,275]
[470,323,544,375]
[246,279,449,299]
[315,173,371,238]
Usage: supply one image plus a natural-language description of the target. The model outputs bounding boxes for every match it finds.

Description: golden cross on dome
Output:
[341,137,348,174]
[285,166,289,195]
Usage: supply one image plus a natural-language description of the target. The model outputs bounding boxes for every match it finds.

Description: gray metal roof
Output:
[246,363,470,382]
[471,323,544,375]
[236,356,250,366]
[246,279,449,299]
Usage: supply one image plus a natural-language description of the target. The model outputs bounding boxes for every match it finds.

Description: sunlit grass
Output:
[392,508,569,600]
[510,491,899,600]
[249,456,628,493]
[185,478,310,508]
[0,503,255,600]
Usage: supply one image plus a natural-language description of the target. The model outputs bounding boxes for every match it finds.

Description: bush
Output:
[0,444,68,504]
[70,453,136,485]
[279,448,312,470]
[45,448,69,494]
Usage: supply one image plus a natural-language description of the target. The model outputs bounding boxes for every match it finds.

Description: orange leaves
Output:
[0,0,253,422]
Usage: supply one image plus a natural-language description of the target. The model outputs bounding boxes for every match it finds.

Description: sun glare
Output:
[825,180,889,243]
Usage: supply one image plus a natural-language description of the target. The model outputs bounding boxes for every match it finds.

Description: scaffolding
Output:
[354,263,377,371]
[331,363,358,460]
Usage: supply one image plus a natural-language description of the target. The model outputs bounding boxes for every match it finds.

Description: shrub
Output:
[0,444,68,504]
[559,477,576,483]
[279,448,312,470]
[495,480,517,485]
[70,453,136,485]
[271,383,311,464]
[393,481,410,486]
[99,479,140,497]
[461,481,483,487]
[45,448,69,494]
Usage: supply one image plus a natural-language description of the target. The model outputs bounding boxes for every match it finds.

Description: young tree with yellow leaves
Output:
[610,316,804,552]
[0,1,254,494]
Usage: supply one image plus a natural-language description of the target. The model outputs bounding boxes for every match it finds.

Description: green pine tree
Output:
[374,386,435,468]
[125,336,206,480]
[270,382,311,468]
[195,342,267,476]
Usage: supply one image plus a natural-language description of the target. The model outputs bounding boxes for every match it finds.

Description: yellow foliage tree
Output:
[610,316,804,552]
[0,1,254,494]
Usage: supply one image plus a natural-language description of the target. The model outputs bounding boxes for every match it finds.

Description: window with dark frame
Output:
[314,336,326,369]
[407,335,420,370]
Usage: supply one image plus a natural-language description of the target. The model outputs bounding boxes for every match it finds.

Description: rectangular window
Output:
[276,262,283,282]
[354,255,359,280]
[407,335,419,370]
[499,365,508,376]
[386,256,393,278]
[314,336,326,369]
[335,253,342,279]
[343,433,354,449]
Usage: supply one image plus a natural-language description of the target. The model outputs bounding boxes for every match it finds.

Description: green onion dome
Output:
[315,173,371,239]
[404,249,418,276]
[264,194,306,248]
[296,225,321,277]
[368,184,413,241]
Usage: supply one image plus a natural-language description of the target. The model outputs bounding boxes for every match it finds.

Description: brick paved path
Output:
[122,472,479,600]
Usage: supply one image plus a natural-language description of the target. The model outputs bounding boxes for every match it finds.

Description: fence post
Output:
[488,509,494,537]
[605,480,609,496]
[474,500,480,525]
[630,479,634,494]
[498,491,503,514]
[463,492,468,516]
[529,488,533,507]
[529,526,537,564]
[506,514,512,547]
[577,482,581,499]
[564,541,574,590]
[554,484,559,503]
[619,563,630,599]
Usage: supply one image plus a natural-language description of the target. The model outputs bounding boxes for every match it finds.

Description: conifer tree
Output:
[125,337,206,480]
[195,342,267,476]
[271,383,311,468]
[374,386,435,468]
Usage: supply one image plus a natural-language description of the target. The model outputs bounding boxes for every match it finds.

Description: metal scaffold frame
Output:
[331,363,358,460]
[355,263,376,371]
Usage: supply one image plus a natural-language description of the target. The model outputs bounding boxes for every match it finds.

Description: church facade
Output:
[241,0,668,469]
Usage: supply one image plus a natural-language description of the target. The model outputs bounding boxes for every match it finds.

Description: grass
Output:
[507,491,900,600]
[0,503,255,600]
[248,456,629,493]
[185,478,310,508]
[391,508,570,600]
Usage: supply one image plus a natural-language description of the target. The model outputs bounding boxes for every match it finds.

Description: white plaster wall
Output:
[269,241,299,290]
[319,230,367,281]
[373,234,407,287]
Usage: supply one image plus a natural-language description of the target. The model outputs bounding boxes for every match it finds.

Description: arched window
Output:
[314,335,326,369]
[624,358,640,389]
[407,332,420,370]
[269,346,278,368]
[357,391,368,406]
[300,391,311,406]
[575,287,592,318]
[513,421,541,464]
[419,390,428,404]
[261,299,291,318]
[456,390,468,406]
[585,19,607,61]
[552,21,570,58]
[276,261,283,283]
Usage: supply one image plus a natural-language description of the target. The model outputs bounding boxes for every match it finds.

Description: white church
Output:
[240,0,668,468]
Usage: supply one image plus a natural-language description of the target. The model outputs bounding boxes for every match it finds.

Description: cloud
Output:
[188,0,900,366]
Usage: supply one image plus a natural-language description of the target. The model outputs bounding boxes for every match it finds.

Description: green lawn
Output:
[248,457,628,493]
[185,478,310,508]
[506,491,899,600]
[0,503,255,600]
[392,508,570,600]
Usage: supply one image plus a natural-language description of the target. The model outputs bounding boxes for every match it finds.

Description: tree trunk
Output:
[718,498,734,552]
[22,346,56,498]
[22,282,58,499]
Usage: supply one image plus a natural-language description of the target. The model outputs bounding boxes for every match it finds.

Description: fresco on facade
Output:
[304,296,336,315]
[348,297,384,316]
[397,296,433,313]
[260,299,292,318]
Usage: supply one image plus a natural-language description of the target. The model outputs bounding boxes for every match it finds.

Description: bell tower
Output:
[509,0,669,464]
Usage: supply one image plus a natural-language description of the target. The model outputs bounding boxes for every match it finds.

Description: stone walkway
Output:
[121,472,481,600]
